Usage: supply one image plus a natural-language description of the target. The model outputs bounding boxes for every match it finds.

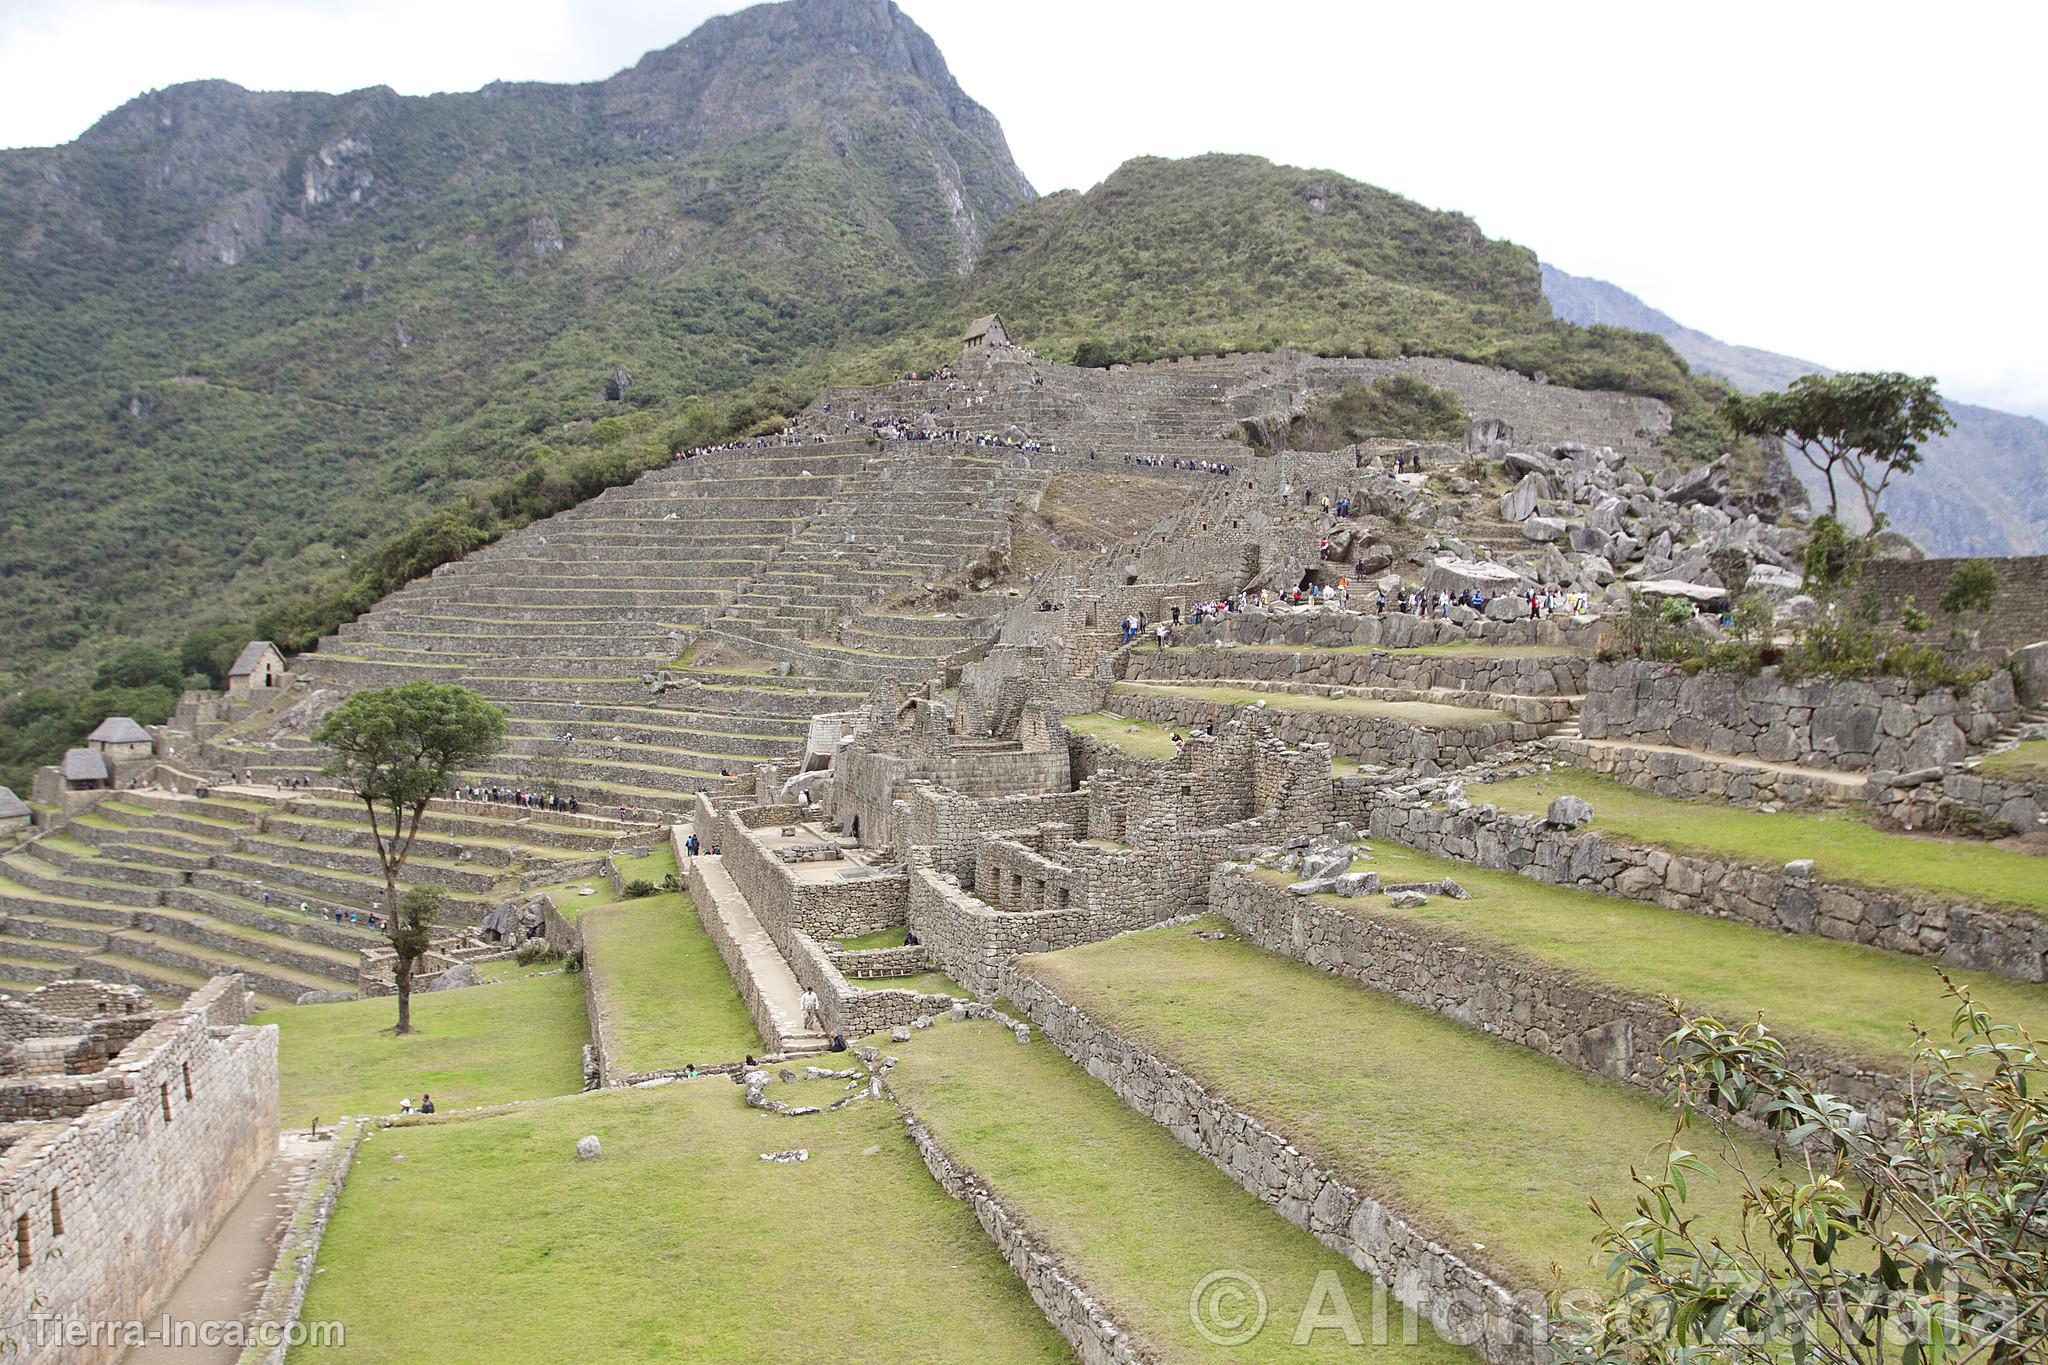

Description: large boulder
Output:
[425,961,484,992]
[1546,795,1595,828]
[1520,516,1570,543]
[1503,450,1558,479]
[1499,472,1549,522]
[1423,557,1529,598]
[1662,458,1728,506]
[1745,563,1803,602]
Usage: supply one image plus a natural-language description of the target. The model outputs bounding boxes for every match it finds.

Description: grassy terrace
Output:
[1064,710,1181,760]
[889,1021,1472,1362]
[1290,846,2048,1069]
[1020,921,1766,1291]
[254,972,588,1125]
[582,891,761,1073]
[1112,681,1510,726]
[856,971,970,998]
[1978,739,2048,780]
[1478,769,2048,913]
[293,1083,1067,1364]
[838,925,907,950]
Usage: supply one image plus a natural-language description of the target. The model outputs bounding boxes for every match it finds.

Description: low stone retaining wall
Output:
[1212,869,1905,1120]
[909,866,1180,1000]
[240,1121,365,1365]
[1581,660,2020,774]
[890,1089,1139,1365]
[1553,738,1866,808]
[1197,606,1599,655]
[1109,689,1537,776]
[1132,643,1588,700]
[1376,795,2048,982]
[830,944,928,977]
[1869,762,2048,836]
[1000,968,1543,1364]
[681,854,791,1056]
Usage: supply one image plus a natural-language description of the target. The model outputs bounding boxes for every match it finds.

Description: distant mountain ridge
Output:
[1542,264,2048,556]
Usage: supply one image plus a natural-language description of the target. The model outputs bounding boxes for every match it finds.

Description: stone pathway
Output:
[673,829,824,1054]
[120,1134,322,1364]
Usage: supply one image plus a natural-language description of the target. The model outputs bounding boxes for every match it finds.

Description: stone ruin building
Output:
[0,976,277,1365]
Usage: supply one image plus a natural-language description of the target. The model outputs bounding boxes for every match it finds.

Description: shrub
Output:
[513,939,561,966]
[621,879,659,899]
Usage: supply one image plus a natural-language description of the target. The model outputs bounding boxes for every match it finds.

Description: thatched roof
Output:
[60,749,109,783]
[0,787,27,820]
[87,716,151,745]
[962,313,1005,342]
[227,640,280,678]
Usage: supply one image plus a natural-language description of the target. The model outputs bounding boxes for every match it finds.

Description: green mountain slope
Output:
[0,0,1742,799]
[0,0,1030,682]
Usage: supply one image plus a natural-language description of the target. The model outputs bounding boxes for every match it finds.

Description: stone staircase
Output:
[2,789,630,1006]
[218,437,1057,817]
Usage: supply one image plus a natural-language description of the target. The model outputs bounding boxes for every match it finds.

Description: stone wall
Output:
[908,865,1184,1000]
[1868,763,2048,837]
[1375,795,2048,982]
[1130,642,1588,705]
[1000,968,1543,1364]
[0,975,279,1365]
[1581,660,2020,774]
[1199,606,1600,656]
[1552,737,1867,809]
[891,1092,1138,1365]
[1212,869,1906,1120]
[1859,555,2048,652]
[1110,689,1538,776]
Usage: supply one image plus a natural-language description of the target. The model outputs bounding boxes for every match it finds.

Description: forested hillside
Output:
[0,0,1741,793]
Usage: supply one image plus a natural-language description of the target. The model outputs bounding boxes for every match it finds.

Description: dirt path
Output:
[120,1134,323,1364]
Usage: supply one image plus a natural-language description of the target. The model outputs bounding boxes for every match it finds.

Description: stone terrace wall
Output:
[1212,869,1906,1120]
[1373,796,2048,982]
[1000,968,1543,1364]
[1203,607,1600,656]
[1869,764,2048,837]
[0,976,279,1365]
[1110,690,1539,776]
[891,1098,1138,1365]
[1861,555,2048,652]
[1551,737,1868,809]
[1581,660,2020,773]
[1130,646,1587,709]
[908,865,1183,1000]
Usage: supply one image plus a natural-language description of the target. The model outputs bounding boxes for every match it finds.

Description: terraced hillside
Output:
[0,789,625,1005]
[215,437,1057,816]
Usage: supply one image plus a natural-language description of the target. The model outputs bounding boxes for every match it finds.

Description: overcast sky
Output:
[2,0,2041,419]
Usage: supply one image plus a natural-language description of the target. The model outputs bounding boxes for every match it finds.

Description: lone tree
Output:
[1556,984,2046,1365]
[315,682,505,1034]
[1723,372,1952,531]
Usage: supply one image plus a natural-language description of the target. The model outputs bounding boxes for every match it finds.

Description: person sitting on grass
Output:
[419,1094,435,1115]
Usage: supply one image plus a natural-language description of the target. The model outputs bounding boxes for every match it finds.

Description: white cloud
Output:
[1,0,2040,418]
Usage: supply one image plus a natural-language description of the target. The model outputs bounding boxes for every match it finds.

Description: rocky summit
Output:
[1,4,2043,1364]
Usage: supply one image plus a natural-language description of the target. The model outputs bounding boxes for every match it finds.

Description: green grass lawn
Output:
[1299,846,2048,1069]
[1112,681,1508,727]
[612,843,679,889]
[1978,739,2048,780]
[1064,710,1180,759]
[1021,921,1766,1292]
[581,892,761,1073]
[838,925,908,951]
[254,972,588,1125]
[887,1019,1474,1362]
[292,1083,1068,1364]
[1477,769,2048,913]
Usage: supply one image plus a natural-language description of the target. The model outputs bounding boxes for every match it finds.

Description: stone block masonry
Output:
[0,975,279,1365]
[1580,660,2020,774]
[1000,968,1544,1364]
[1109,688,1539,775]
[1371,796,2048,982]
[889,1089,1140,1365]
[1211,869,1907,1122]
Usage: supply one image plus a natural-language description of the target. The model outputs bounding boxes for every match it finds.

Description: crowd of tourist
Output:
[453,784,581,815]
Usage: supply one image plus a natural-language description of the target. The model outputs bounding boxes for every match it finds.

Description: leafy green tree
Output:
[92,644,183,692]
[1723,372,1952,529]
[1801,515,1863,600]
[314,683,506,1034]
[1939,559,1998,643]
[178,625,256,689]
[1557,985,2046,1365]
